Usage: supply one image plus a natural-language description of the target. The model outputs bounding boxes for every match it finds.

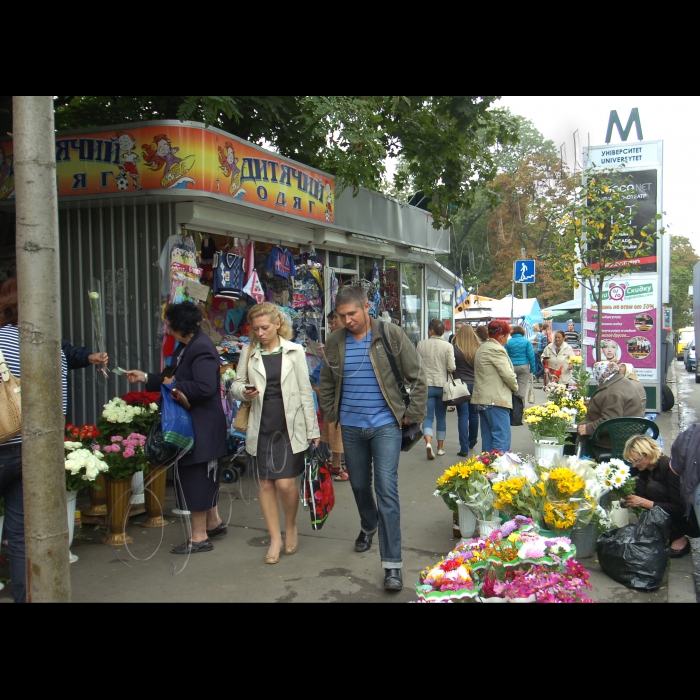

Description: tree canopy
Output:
[0,95,519,229]
[668,235,699,329]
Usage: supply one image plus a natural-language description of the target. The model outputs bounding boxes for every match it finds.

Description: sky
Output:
[497,96,700,254]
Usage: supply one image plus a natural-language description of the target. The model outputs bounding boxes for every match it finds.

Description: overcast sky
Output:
[497,96,700,254]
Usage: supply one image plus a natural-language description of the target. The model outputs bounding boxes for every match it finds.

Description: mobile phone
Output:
[245,385,256,391]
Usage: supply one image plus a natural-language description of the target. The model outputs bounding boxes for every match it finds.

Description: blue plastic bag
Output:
[161,384,194,453]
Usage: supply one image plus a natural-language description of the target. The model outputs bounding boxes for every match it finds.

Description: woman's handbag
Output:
[442,371,470,407]
[301,445,335,530]
[528,374,535,405]
[232,346,253,432]
[0,347,21,445]
[144,420,178,467]
[510,392,524,426]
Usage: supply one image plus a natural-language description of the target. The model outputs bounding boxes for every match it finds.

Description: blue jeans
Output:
[0,443,25,603]
[341,422,403,569]
[456,385,478,453]
[479,406,511,453]
[535,352,544,379]
[423,386,447,441]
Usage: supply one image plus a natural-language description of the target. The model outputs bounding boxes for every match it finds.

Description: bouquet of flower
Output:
[121,391,161,432]
[543,385,588,422]
[493,559,595,603]
[434,457,489,515]
[488,451,539,484]
[594,458,634,499]
[493,476,548,521]
[523,402,576,444]
[65,423,100,443]
[99,433,148,481]
[98,397,160,439]
[88,283,109,382]
[542,467,595,531]
[65,440,109,491]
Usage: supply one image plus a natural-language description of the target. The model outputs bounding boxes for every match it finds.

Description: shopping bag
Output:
[161,384,194,453]
[302,446,335,530]
[144,420,178,467]
[442,372,470,407]
[597,506,671,591]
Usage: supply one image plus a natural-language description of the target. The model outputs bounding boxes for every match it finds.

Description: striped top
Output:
[339,330,395,429]
[0,324,68,446]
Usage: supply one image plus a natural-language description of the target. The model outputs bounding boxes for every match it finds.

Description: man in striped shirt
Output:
[320,285,427,591]
[0,278,68,603]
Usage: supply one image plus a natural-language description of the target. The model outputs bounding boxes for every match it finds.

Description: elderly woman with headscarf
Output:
[471,320,519,452]
[618,362,648,407]
[576,361,646,455]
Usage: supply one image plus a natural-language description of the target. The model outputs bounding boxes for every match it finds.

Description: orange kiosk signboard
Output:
[0,123,335,224]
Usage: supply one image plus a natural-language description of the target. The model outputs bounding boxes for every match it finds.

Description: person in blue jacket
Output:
[61,339,108,371]
[506,325,537,400]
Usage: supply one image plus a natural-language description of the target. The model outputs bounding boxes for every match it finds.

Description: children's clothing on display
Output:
[266,246,296,279]
[224,306,246,335]
[292,263,323,311]
[213,252,245,299]
[158,234,198,299]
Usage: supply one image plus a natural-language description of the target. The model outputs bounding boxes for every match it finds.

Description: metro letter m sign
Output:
[605,108,643,144]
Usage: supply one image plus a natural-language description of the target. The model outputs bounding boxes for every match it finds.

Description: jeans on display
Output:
[341,422,403,568]
[423,386,447,441]
[478,406,512,453]
[456,384,478,453]
[0,443,25,603]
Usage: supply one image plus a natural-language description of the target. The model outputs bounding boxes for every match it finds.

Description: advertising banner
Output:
[585,276,658,381]
[0,124,335,225]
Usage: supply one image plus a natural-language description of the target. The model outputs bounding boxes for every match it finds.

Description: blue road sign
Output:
[514,259,536,284]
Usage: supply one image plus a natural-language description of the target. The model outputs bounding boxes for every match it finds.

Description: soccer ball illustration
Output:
[115,172,129,191]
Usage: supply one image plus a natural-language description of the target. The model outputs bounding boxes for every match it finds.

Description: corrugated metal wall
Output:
[60,202,176,425]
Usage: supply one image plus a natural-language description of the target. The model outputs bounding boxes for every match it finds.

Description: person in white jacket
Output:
[416,319,456,459]
[231,303,320,565]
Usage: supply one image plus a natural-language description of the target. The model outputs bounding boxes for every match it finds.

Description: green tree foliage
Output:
[542,170,663,356]
[668,235,699,329]
[0,96,518,229]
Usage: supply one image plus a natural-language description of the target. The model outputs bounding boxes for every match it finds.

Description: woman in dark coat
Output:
[127,302,228,555]
[622,435,700,558]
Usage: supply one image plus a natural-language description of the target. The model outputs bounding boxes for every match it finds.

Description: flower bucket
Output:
[478,596,508,603]
[457,503,477,539]
[507,594,537,603]
[102,477,134,547]
[67,490,79,563]
[130,471,145,505]
[570,521,596,558]
[478,519,501,538]
[534,439,565,467]
[610,502,629,528]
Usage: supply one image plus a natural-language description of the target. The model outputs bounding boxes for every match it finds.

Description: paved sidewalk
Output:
[1,369,696,602]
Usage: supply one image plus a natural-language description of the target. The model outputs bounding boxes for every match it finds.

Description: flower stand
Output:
[82,474,108,518]
[570,521,596,558]
[534,439,565,466]
[102,477,135,546]
[66,490,79,563]
[457,503,477,539]
[141,465,170,529]
[610,502,629,528]
[130,472,145,506]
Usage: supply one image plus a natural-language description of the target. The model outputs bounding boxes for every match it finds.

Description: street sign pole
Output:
[521,248,527,300]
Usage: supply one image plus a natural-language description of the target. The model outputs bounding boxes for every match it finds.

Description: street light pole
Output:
[13,96,71,603]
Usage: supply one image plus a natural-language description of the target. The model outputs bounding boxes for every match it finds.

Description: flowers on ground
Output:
[493,559,595,603]
[435,456,490,515]
[523,402,576,444]
[594,458,634,499]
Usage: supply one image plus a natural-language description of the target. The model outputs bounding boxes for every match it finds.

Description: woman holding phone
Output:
[231,303,320,565]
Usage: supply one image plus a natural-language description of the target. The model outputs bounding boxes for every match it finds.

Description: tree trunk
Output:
[13,96,71,603]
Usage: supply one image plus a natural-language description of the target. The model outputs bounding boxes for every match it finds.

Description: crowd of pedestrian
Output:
[3,277,696,601]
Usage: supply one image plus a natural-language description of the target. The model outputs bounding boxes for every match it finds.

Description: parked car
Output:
[677,327,694,360]
[685,340,696,373]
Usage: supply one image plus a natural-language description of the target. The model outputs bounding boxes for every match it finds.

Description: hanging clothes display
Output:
[266,245,296,279]
[158,234,198,299]
[213,251,245,299]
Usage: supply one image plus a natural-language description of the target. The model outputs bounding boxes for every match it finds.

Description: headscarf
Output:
[592,361,620,387]
[618,362,640,382]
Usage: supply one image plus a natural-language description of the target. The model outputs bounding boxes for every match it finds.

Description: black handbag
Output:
[378,322,424,452]
[510,392,524,427]
[144,420,178,467]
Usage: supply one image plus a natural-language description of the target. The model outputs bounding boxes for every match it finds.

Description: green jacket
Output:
[320,318,428,428]
[470,339,519,409]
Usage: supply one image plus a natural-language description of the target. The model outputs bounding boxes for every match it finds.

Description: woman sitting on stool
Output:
[622,435,699,558]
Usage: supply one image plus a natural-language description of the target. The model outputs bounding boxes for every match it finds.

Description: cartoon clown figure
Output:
[142,133,195,189]
[324,182,334,223]
[217,141,244,197]
[112,131,142,189]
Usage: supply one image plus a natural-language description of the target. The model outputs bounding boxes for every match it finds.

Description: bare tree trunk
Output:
[13,96,71,603]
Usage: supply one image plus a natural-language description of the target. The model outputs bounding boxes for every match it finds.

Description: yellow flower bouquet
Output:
[542,467,595,532]
[434,458,488,515]
[523,402,576,444]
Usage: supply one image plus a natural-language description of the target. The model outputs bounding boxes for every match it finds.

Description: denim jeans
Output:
[341,422,403,568]
[423,386,447,441]
[0,443,25,603]
[535,352,544,379]
[456,385,478,453]
[479,406,511,453]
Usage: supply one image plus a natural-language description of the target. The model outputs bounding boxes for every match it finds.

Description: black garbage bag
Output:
[597,506,671,591]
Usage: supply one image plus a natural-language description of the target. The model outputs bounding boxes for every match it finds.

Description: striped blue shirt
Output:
[0,324,68,446]
[339,330,395,429]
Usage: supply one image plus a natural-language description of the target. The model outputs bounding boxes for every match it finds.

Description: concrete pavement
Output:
[1,361,697,602]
